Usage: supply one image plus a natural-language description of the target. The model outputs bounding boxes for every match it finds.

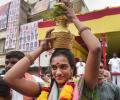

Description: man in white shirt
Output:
[108,53,120,86]
[76,58,85,76]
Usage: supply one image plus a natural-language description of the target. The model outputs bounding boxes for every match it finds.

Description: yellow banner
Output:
[38,14,120,40]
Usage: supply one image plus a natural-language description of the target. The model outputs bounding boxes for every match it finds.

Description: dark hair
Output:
[50,48,77,76]
[6,51,25,60]
[0,76,10,97]
[45,69,51,75]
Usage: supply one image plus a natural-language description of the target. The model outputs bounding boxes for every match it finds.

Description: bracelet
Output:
[26,54,34,65]
[79,26,91,35]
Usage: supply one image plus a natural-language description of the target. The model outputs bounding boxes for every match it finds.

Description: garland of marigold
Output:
[37,82,75,100]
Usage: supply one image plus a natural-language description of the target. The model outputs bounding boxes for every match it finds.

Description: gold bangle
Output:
[26,54,34,65]
[79,26,91,35]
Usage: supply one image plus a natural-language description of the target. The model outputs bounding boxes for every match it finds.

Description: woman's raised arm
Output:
[73,18,101,89]
[62,0,101,89]
[3,39,53,96]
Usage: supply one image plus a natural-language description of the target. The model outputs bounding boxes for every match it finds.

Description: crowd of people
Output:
[0,0,120,100]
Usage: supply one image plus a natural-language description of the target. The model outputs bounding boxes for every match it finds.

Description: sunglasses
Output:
[5,61,18,65]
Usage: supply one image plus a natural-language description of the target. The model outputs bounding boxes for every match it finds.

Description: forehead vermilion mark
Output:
[56,62,60,65]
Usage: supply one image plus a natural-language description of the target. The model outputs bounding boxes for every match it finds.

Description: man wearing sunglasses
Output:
[5,51,25,73]
[1,51,37,100]
[0,51,24,100]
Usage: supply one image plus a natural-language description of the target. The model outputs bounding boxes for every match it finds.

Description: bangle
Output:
[26,54,34,65]
[79,26,91,35]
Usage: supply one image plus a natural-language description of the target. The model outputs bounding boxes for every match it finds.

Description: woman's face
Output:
[51,55,73,87]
